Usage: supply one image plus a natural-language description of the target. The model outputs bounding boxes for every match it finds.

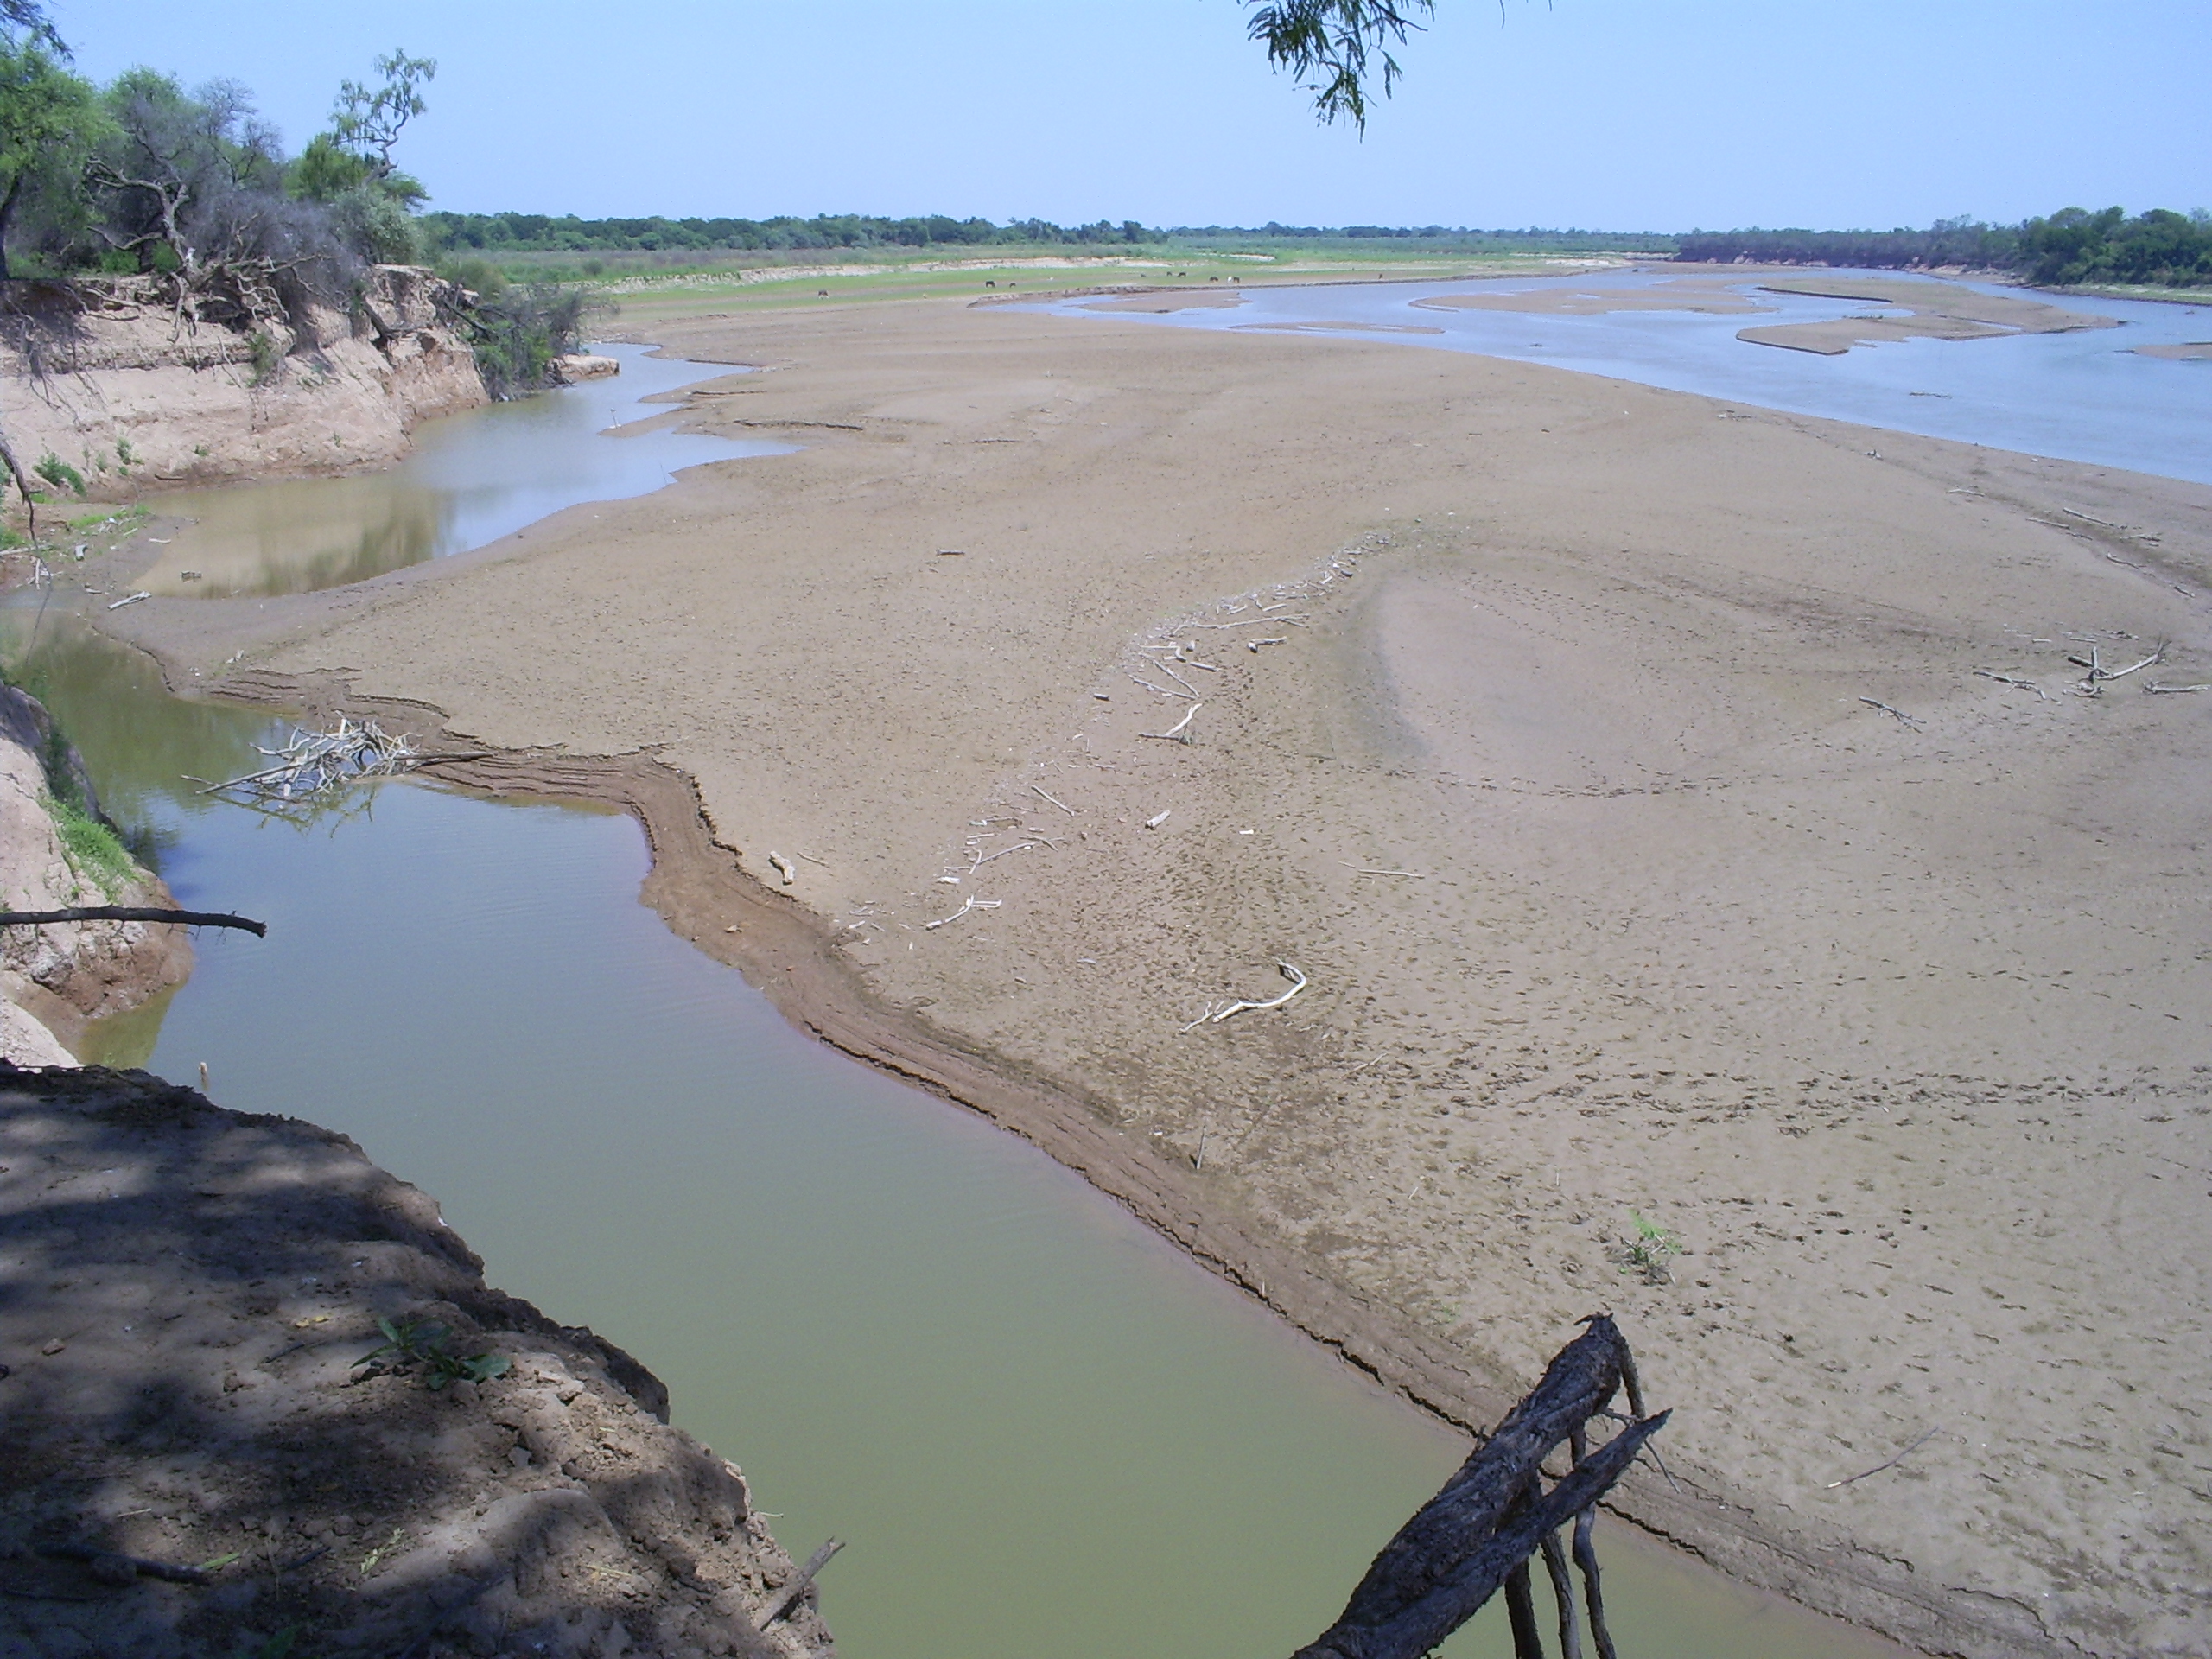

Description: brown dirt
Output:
[93,296,2212,1659]
[2135,341,2212,361]
[0,1061,834,1658]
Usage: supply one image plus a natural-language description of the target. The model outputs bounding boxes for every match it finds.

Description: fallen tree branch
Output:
[1030,784,1077,816]
[0,906,266,937]
[766,852,797,886]
[34,1541,217,1586]
[1293,1316,1667,1659]
[1973,670,2052,702]
[1859,696,1923,729]
[1826,1427,1942,1490]
[757,1538,843,1629]
[2146,681,2212,695]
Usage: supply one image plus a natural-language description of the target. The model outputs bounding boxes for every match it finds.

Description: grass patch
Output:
[44,791,138,901]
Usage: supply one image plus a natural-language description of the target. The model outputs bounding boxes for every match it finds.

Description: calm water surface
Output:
[1051,267,2212,485]
[3,613,1897,1659]
[136,345,786,596]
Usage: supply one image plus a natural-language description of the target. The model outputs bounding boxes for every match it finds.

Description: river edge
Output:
[69,300,2212,1659]
[72,647,1976,1659]
[0,1059,836,1657]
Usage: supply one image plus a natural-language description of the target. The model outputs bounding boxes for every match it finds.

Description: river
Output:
[1050,266,2212,486]
[9,342,1916,1657]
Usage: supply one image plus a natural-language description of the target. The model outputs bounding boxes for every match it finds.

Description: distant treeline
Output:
[1168,223,1676,252]
[419,213,1681,258]
[1676,208,2212,289]
[421,213,1153,254]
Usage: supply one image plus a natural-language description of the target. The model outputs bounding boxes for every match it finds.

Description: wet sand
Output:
[2137,340,2212,360]
[1739,275,2121,354]
[110,296,2212,1659]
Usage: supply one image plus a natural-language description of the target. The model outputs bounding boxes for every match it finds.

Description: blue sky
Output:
[57,1,2212,231]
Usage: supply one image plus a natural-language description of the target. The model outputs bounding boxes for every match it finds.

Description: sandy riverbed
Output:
[111,294,2212,1659]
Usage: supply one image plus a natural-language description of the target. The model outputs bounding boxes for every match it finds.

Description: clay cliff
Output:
[0,265,487,497]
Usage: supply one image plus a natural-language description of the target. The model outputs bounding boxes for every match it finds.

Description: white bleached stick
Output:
[1141,703,1201,743]
[1181,961,1309,1033]
[925,894,1001,930]
[1031,784,1077,815]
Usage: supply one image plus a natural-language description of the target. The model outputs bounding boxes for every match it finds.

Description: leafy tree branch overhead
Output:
[1245,2,1544,130]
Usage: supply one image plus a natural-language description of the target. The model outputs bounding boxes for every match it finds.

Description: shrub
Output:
[33,453,84,495]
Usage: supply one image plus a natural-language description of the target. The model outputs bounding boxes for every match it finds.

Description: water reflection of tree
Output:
[178,477,450,595]
[0,610,270,821]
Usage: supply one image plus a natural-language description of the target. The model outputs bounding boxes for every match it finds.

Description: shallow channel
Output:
[132,345,786,597]
[1052,267,2212,486]
[5,613,1902,1659]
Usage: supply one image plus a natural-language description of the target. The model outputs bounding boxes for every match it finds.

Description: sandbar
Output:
[1741,275,2121,353]
[2136,340,2212,360]
[124,295,2212,1659]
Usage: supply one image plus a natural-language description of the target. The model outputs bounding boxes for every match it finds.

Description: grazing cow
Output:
[817,289,829,297]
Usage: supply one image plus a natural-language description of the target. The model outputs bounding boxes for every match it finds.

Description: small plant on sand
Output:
[354,1316,510,1391]
[1621,1211,1681,1284]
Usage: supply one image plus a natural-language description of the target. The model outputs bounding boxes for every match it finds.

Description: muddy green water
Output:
[3,611,1905,1659]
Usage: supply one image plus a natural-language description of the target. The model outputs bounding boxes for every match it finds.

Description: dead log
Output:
[757,1537,843,1629]
[1292,1315,1665,1659]
[0,906,267,937]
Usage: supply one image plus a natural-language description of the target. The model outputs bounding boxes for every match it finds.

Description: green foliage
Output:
[1246,0,1434,130]
[0,39,104,277]
[1677,208,2212,289]
[327,182,419,264]
[287,130,372,202]
[2018,206,2212,288]
[32,450,81,494]
[422,209,1158,257]
[354,1315,511,1392]
[1622,1211,1681,1283]
[331,50,435,174]
[464,282,597,398]
[432,252,509,298]
[45,791,136,899]
[245,329,280,384]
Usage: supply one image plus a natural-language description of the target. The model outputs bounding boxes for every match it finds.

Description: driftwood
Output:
[1292,1315,1667,1659]
[756,1537,843,1629]
[194,717,416,805]
[1182,960,1308,1032]
[0,906,266,937]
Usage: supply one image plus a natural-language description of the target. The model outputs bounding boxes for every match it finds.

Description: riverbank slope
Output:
[0,267,485,503]
[0,1060,834,1658]
[0,683,192,1061]
[103,294,2212,1659]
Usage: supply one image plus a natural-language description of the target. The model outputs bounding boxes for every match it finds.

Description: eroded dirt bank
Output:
[0,684,193,1063]
[0,266,485,499]
[0,1061,833,1658]
[91,295,2212,1659]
